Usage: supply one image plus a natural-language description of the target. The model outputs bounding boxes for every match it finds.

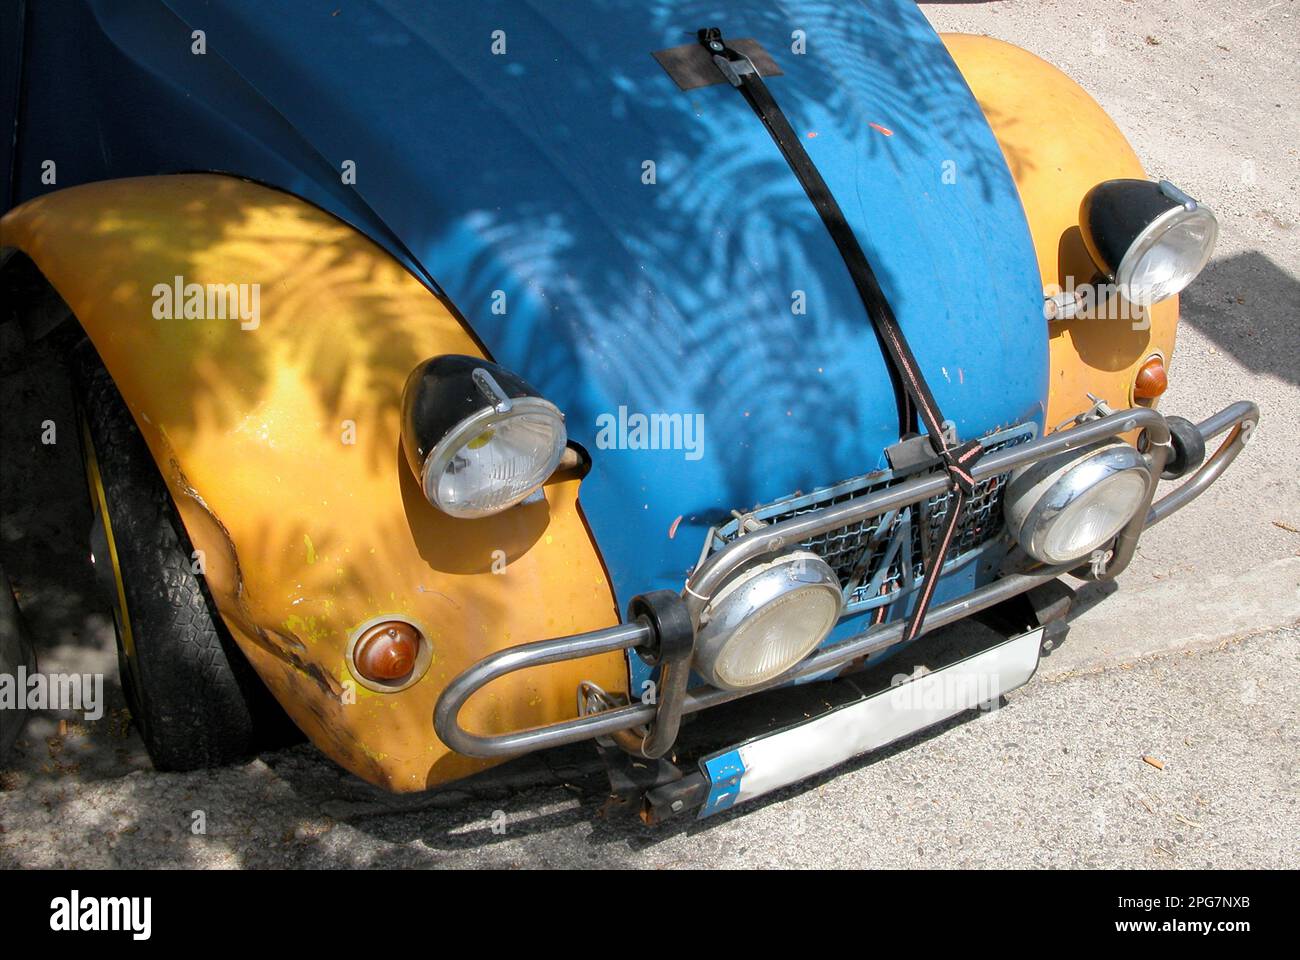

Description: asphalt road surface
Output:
[1,0,1297,868]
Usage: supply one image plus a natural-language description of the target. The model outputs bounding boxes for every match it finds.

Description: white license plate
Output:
[697,627,1044,817]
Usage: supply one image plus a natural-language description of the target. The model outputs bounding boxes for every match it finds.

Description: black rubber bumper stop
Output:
[627,590,694,668]
[1162,415,1207,480]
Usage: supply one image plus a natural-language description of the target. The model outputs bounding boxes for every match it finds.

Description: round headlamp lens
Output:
[713,587,840,688]
[427,399,566,519]
[1036,469,1148,562]
[695,551,842,690]
[1118,205,1217,306]
[1006,443,1151,565]
[401,356,571,519]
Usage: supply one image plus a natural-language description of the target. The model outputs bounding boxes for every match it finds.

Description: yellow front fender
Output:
[942,34,1179,427]
[1,174,627,791]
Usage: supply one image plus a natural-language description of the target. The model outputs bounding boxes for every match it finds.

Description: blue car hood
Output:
[105,0,1050,606]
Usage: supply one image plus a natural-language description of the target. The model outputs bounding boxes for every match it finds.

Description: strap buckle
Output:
[938,438,983,497]
[698,27,757,87]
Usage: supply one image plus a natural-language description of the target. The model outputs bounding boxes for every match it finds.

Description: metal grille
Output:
[911,466,1015,572]
[709,424,1036,612]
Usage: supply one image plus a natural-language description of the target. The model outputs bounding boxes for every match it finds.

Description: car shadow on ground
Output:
[260,618,1025,862]
[271,695,1005,864]
[1180,250,1300,392]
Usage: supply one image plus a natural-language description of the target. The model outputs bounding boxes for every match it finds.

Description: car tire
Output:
[69,340,291,771]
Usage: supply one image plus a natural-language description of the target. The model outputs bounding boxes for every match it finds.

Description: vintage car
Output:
[0,0,1256,820]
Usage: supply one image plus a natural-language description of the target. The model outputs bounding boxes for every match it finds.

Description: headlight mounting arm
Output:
[604,590,695,760]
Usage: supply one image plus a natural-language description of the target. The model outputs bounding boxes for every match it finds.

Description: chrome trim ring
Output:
[1006,442,1151,564]
[694,550,843,690]
[420,396,566,517]
[1117,203,1218,306]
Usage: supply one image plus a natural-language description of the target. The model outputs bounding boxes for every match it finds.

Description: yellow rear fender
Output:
[942,34,1178,428]
[0,174,628,791]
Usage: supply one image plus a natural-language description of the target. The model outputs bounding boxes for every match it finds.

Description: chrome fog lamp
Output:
[1080,179,1218,307]
[1005,442,1151,565]
[694,550,843,691]
[400,355,566,519]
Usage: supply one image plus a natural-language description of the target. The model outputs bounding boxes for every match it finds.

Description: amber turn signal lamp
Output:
[1134,355,1168,400]
[353,620,421,682]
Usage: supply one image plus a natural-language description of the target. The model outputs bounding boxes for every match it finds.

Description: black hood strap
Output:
[699,27,983,644]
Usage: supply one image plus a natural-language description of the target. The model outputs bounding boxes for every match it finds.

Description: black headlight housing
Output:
[400,355,567,518]
[1079,178,1218,306]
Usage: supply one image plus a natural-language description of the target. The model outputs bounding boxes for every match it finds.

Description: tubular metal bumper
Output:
[434,401,1258,760]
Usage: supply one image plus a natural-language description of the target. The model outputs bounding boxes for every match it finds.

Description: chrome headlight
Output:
[695,550,843,690]
[1005,442,1151,564]
[400,355,566,518]
[1080,179,1218,306]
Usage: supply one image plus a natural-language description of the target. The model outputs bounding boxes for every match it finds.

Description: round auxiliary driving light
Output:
[401,355,566,519]
[1080,179,1218,307]
[1005,443,1152,565]
[695,550,843,691]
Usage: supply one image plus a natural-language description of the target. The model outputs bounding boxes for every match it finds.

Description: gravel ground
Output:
[1,0,1297,868]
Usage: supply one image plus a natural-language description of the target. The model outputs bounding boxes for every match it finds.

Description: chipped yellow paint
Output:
[1,174,628,792]
[283,613,329,647]
[942,35,1179,430]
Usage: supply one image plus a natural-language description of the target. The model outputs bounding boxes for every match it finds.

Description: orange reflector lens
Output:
[353,621,421,682]
[1134,356,1168,399]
